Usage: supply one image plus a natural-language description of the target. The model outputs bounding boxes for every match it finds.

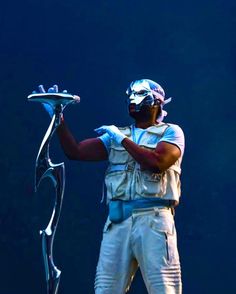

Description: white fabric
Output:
[95,208,182,294]
[96,123,184,293]
[100,124,184,202]
[95,125,127,144]
[159,124,185,156]
[99,133,111,153]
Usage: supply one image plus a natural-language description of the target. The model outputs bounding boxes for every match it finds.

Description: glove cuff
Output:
[116,133,126,144]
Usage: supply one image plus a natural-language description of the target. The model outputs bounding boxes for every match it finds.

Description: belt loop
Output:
[154,207,159,216]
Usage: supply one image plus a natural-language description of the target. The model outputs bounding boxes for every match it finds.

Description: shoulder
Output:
[159,123,185,155]
[165,123,185,138]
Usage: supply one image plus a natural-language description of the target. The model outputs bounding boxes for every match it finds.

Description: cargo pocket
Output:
[105,145,131,200]
[149,214,179,265]
[108,145,130,164]
[164,230,180,265]
[105,170,128,200]
[137,171,167,197]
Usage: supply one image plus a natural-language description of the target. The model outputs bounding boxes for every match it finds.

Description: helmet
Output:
[126,79,172,122]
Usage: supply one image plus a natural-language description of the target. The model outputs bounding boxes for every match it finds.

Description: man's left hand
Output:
[94,125,126,145]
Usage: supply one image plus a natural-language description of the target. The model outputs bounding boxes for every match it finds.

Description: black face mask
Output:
[129,103,160,122]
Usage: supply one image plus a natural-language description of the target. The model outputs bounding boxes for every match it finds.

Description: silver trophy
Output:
[28,88,80,294]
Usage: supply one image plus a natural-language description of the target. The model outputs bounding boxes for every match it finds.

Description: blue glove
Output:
[33,85,68,118]
[94,125,127,145]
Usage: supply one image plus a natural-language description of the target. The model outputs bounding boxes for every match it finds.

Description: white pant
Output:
[95,208,182,294]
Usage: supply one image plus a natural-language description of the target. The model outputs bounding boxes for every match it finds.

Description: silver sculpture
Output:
[28,89,80,294]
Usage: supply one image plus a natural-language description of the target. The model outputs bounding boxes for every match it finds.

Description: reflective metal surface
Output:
[28,92,79,294]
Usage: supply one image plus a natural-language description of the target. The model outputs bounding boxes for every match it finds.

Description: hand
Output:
[32,84,68,118]
[94,125,126,145]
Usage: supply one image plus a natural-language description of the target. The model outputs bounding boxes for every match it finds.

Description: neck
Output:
[135,118,158,129]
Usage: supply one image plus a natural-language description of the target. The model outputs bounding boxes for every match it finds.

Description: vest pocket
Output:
[109,146,130,164]
[137,171,167,197]
[105,170,128,200]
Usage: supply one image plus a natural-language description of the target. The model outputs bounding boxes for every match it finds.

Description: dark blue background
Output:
[0,0,235,293]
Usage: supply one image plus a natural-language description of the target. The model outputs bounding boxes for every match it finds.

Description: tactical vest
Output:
[105,123,182,203]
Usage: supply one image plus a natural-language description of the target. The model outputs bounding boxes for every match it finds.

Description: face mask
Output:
[126,79,172,121]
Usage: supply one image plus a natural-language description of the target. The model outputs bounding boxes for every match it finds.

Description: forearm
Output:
[121,138,162,172]
[56,117,80,160]
[56,118,108,161]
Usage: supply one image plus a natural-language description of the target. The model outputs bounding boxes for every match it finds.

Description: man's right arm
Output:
[56,118,108,161]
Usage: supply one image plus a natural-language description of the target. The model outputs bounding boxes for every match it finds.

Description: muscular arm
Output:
[56,118,108,161]
[121,138,181,173]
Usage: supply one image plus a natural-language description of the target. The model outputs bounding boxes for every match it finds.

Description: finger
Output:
[94,128,105,134]
[38,85,46,93]
[95,130,103,135]
[62,90,68,93]
[53,85,59,92]
[48,87,56,93]
[95,127,107,132]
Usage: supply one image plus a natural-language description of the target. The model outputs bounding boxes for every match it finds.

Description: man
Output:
[40,79,185,294]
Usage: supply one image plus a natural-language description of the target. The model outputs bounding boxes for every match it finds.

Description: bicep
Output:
[154,141,181,171]
[74,138,108,161]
